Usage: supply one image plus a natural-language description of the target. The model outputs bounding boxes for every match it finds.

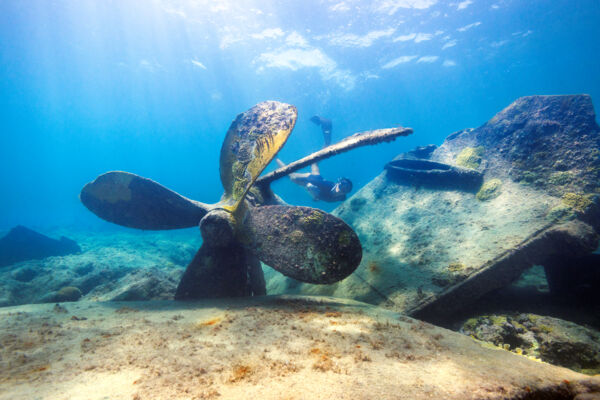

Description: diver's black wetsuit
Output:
[277,115,352,203]
[291,173,348,202]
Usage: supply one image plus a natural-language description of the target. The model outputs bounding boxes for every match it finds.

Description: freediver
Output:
[276,115,353,202]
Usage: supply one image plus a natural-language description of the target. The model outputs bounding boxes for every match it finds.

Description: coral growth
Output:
[561,192,594,212]
[548,171,573,186]
[461,313,600,375]
[455,146,485,169]
[301,210,325,227]
[447,263,466,272]
[476,179,502,201]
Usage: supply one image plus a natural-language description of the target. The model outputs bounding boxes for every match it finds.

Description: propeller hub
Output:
[199,209,236,247]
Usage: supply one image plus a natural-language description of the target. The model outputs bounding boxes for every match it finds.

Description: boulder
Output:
[87,267,182,301]
[42,286,83,302]
[265,95,600,323]
[0,229,196,306]
[0,226,81,268]
[461,313,600,375]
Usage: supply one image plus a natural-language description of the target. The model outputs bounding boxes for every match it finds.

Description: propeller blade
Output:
[80,171,209,230]
[219,101,297,213]
[175,242,265,299]
[240,205,362,284]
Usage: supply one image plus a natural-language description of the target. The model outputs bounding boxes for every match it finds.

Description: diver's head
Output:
[336,177,353,194]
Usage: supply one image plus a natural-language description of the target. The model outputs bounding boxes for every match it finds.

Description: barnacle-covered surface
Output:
[460,312,600,375]
[219,101,297,213]
[242,206,362,284]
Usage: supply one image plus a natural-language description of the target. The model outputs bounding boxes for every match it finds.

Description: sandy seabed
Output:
[1,295,599,400]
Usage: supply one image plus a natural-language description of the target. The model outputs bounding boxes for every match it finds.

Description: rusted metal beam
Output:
[257,127,413,185]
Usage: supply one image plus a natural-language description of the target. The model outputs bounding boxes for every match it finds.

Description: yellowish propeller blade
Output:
[219,101,297,213]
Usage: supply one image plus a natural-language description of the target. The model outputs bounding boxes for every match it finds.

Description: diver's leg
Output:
[320,118,332,146]
[278,158,310,184]
[310,163,321,176]
[311,116,332,147]
[289,172,312,186]
[322,128,331,147]
[279,157,317,188]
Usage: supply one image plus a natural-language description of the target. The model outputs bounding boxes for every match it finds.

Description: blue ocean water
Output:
[1,0,599,230]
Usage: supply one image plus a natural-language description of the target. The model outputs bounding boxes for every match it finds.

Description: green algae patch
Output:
[476,179,502,201]
[289,229,305,244]
[301,210,325,227]
[460,313,600,374]
[548,171,573,186]
[546,204,575,223]
[516,170,540,186]
[462,317,479,332]
[290,208,304,218]
[456,146,485,169]
[488,315,508,326]
[561,192,594,212]
[447,262,466,272]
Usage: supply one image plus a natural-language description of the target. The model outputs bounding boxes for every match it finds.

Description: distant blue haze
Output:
[1,0,599,230]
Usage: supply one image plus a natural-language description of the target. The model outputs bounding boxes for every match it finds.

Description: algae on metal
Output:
[548,171,574,186]
[561,192,594,212]
[301,210,325,227]
[455,146,485,169]
[219,101,297,213]
[476,179,502,201]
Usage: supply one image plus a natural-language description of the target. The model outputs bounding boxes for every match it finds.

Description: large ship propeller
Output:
[80,101,412,298]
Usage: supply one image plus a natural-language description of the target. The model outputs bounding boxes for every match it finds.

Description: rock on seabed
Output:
[461,313,600,375]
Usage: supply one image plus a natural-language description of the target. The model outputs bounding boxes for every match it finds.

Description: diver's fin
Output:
[80,171,209,230]
[219,101,297,214]
[240,205,362,284]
